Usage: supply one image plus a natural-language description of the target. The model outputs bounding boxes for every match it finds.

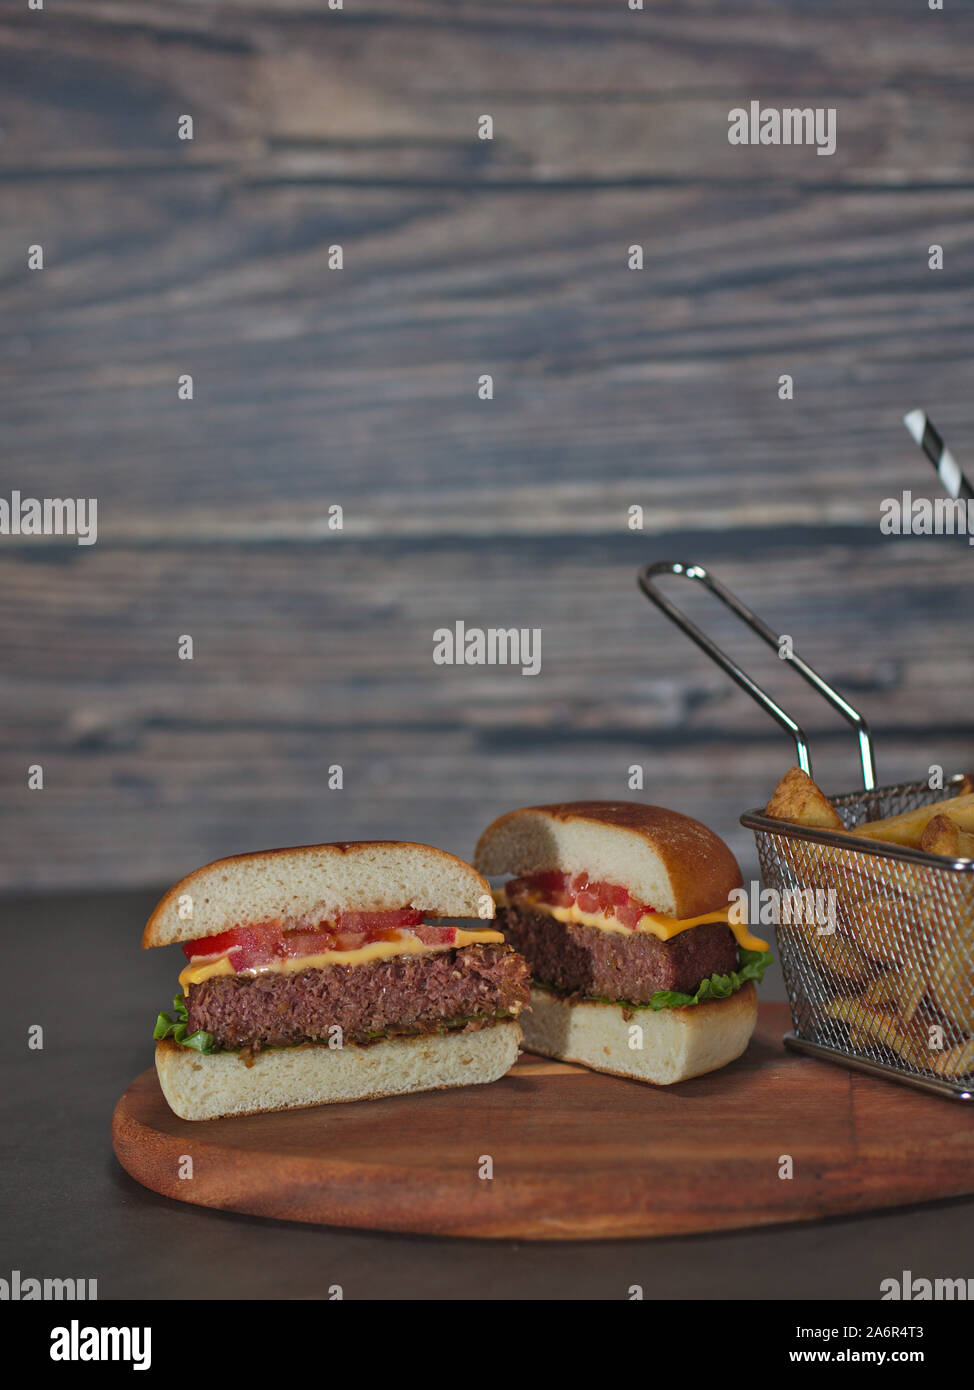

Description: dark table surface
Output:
[1,888,972,1301]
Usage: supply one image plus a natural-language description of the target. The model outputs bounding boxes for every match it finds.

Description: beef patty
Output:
[186,942,529,1051]
[496,904,738,1004]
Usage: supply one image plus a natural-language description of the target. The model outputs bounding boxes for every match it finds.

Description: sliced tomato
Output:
[328,931,369,954]
[182,908,432,968]
[506,871,572,907]
[614,899,647,930]
[597,882,629,910]
[272,928,340,959]
[575,888,601,914]
[504,870,655,931]
[181,926,268,968]
[530,871,569,897]
[410,923,459,946]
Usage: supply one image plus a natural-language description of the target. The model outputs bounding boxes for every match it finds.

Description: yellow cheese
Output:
[179,955,237,988]
[178,928,504,991]
[495,888,768,953]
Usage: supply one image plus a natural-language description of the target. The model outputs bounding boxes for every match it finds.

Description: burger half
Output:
[475,801,772,1084]
[144,841,530,1119]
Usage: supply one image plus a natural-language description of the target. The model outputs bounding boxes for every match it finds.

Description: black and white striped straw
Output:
[903,409,974,501]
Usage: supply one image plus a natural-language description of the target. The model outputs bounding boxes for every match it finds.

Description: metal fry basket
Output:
[639,561,974,1101]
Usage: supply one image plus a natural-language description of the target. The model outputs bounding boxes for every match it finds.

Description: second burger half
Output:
[475,801,772,1084]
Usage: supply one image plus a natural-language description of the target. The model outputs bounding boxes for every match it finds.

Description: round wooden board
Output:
[112,1005,974,1240]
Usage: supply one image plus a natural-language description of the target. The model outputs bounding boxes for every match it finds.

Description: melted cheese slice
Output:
[178,928,504,991]
[496,889,768,953]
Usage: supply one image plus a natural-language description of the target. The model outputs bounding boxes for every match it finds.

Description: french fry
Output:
[931,1036,974,1078]
[761,769,921,909]
[852,792,974,849]
[836,887,937,970]
[857,965,927,1023]
[860,973,902,1010]
[827,947,969,1072]
[764,766,845,829]
[897,965,929,1027]
[783,920,873,985]
[762,769,861,912]
[928,927,974,1033]
[825,997,930,1069]
[919,814,974,859]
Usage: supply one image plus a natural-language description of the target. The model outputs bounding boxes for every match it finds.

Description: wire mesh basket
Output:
[640,561,974,1101]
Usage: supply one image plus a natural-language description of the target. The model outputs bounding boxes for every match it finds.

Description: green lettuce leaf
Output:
[639,948,773,1010]
[152,994,217,1054]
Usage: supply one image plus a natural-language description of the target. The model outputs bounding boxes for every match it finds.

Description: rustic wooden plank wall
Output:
[1,0,972,890]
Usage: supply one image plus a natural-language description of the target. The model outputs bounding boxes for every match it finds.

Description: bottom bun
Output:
[522,982,757,1084]
[156,1021,523,1121]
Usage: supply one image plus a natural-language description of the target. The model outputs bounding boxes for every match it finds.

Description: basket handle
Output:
[637,561,876,790]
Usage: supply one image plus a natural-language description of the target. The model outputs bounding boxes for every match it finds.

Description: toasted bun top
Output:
[143,841,494,949]
[474,801,742,919]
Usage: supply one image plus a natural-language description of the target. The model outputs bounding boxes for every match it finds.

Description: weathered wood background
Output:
[1,0,973,890]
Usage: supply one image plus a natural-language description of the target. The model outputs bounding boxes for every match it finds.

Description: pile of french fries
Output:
[763,767,974,1080]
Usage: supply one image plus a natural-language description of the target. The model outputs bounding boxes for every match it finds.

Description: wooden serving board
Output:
[112,1005,974,1240]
